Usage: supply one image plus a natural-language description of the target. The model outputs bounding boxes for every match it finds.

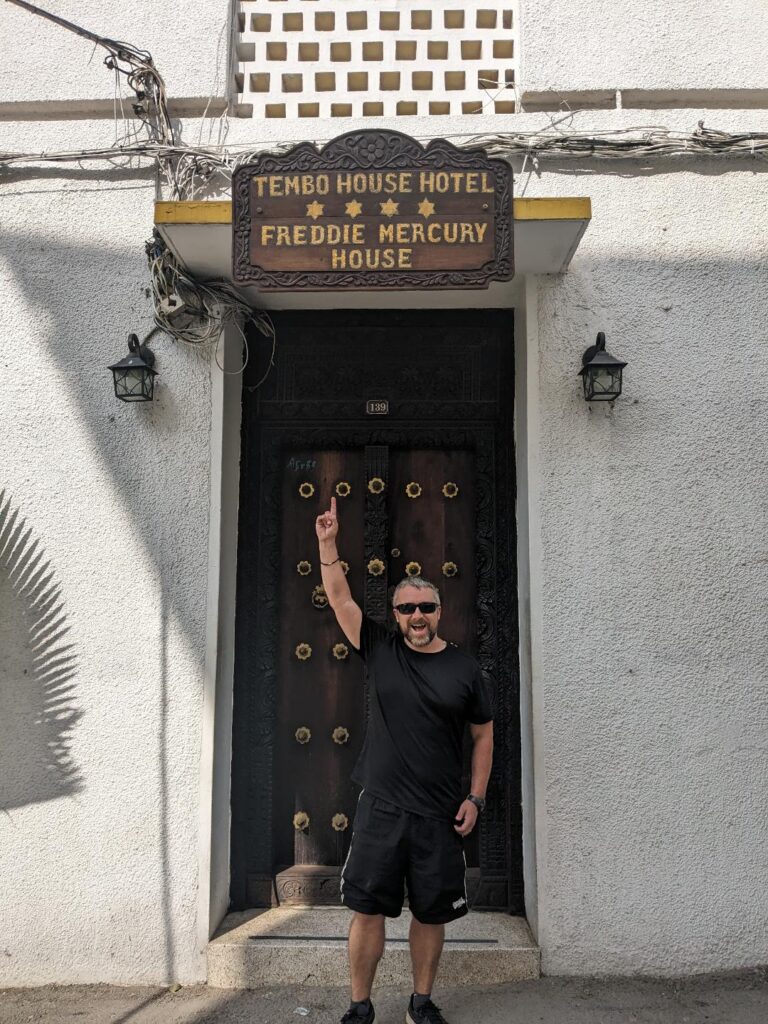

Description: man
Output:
[316,496,494,1024]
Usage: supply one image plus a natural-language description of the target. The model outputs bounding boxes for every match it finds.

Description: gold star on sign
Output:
[379,198,399,218]
[417,197,436,218]
[345,200,363,218]
[306,201,324,220]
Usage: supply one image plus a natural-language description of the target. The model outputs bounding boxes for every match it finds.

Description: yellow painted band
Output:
[154,197,591,225]
[513,197,592,221]
[154,201,233,224]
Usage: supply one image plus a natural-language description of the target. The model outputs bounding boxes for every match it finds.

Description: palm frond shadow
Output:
[0,489,84,809]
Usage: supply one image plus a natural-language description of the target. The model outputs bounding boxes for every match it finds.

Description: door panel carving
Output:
[276,450,366,872]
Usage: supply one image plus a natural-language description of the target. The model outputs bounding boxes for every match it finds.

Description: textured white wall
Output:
[0,0,231,107]
[0,121,214,984]
[520,0,768,92]
[518,160,768,974]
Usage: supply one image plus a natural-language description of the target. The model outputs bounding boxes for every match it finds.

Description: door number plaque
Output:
[366,400,389,416]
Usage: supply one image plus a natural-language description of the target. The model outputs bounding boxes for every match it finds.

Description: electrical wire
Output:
[145,229,275,378]
[4,0,179,192]
[4,124,768,192]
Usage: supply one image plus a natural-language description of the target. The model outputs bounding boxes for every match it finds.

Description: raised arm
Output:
[316,495,362,649]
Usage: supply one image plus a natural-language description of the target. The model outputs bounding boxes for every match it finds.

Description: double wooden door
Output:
[231,310,521,913]
[276,447,476,875]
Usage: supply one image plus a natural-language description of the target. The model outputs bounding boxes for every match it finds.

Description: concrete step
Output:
[208,908,540,988]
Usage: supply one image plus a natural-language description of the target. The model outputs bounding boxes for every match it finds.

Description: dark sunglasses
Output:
[394,602,439,615]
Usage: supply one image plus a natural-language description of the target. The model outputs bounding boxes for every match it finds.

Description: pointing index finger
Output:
[330,496,337,517]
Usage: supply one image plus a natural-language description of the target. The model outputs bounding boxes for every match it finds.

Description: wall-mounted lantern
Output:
[579,332,627,402]
[108,333,158,402]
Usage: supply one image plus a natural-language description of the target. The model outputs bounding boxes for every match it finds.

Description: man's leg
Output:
[348,911,385,1001]
[408,917,445,994]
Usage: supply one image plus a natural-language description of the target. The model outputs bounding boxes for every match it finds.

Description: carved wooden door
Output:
[231,308,521,914]
[274,447,477,904]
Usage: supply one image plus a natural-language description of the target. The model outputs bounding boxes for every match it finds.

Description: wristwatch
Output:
[466,793,486,813]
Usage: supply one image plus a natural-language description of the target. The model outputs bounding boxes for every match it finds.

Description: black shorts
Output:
[340,790,469,925]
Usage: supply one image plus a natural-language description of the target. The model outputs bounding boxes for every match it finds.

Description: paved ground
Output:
[1,969,767,1024]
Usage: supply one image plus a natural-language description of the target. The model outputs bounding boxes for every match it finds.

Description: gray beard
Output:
[404,623,435,648]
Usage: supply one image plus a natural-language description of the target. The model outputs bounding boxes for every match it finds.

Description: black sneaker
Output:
[406,995,449,1024]
[341,1001,375,1024]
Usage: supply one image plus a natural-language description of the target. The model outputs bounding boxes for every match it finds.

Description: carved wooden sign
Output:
[232,130,513,290]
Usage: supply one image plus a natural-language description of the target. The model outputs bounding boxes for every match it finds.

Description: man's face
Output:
[392,585,442,648]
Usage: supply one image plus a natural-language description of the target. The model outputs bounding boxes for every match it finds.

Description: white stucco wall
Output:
[517,159,768,975]
[0,0,231,109]
[0,120,214,985]
[520,0,768,93]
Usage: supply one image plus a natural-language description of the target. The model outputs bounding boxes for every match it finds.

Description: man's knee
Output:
[351,910,385,929]
[350,912,385,954]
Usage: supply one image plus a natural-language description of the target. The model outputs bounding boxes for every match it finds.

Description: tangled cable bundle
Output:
[146,230,276,377]
[3,126,768,200]
[103,42,172,147]
[5,0,181,191]
[471,123,768,162]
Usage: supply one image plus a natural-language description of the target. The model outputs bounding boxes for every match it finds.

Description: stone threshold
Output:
[208,908,540,988]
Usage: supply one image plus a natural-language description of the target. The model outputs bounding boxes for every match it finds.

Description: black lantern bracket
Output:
[578,331,627,403]
[108,328,160,403]
[128,330,157,365]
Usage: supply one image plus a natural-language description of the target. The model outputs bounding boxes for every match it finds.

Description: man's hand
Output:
[316,493,362,650]
[453,799,478,837]
[316,495,339,542]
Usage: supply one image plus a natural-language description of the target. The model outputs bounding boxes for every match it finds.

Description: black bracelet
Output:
[320,556,341,566]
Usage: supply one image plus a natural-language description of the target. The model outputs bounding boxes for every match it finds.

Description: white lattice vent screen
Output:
[235,1,518,118]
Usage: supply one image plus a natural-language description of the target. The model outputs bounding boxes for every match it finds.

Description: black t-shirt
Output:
[350,614,493,821]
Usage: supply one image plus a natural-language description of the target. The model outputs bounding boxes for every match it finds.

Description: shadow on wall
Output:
[0,489,83,810]
[2,223,211,664]
[1,211,210,980]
